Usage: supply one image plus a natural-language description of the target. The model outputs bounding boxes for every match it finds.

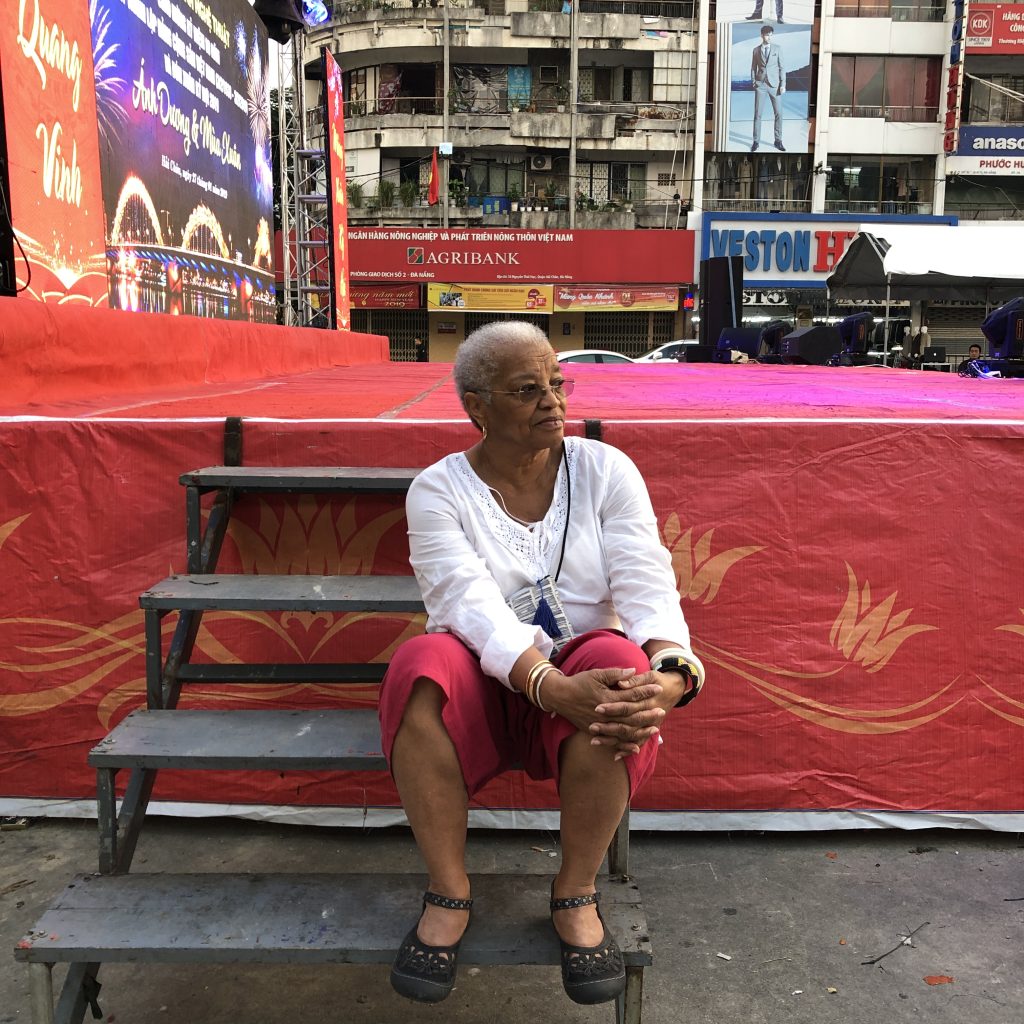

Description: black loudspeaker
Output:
[779,326,842,365]
[684,345,715,363]
[714,327,761,362]
[698,256,743,349]
[254,0,305,43]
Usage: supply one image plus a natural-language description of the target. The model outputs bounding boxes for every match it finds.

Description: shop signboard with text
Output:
[350,229,694,285]
[427,283,553,312]
[950,126,1024,174]
[700,213,955,288]
[553,287,679,312]
[351,284,420,308]
[966,4,1024,54]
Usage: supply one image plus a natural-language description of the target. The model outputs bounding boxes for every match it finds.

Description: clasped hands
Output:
[548,667,686,761]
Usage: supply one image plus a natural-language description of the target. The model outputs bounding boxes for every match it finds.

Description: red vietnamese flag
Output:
[428,149,440,205]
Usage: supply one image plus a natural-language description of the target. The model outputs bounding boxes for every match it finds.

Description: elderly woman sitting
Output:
[378,321,704,1005]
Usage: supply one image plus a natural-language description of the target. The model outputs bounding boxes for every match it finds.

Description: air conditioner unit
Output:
[530,155,553,171]
[452,152,472,166]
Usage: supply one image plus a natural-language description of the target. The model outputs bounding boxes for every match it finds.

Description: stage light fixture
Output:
[253,0,305,43]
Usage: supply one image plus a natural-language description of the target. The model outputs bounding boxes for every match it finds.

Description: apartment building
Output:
[296,1,1020,356]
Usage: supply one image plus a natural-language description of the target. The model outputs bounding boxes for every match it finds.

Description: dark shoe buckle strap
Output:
[424,890,474,911]
[550,890,600,912]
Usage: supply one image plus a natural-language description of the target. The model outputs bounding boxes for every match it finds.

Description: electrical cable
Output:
[0,174,30,294]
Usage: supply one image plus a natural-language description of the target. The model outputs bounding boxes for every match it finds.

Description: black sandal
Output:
[550,890,626,1005]
[390,891,474,1003]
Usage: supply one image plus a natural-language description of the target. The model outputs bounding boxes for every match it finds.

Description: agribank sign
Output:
[700,214,955,288]
[349,228,695,284]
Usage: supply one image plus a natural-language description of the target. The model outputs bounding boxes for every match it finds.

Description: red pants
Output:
[378,630,660,799]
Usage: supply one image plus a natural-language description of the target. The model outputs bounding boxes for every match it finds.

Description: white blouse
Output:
[405,436,694,688]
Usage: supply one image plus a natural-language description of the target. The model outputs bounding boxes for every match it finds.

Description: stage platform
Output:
[3,334,1024,830]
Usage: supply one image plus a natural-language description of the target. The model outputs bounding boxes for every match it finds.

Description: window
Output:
[823,155,934,214]
[829,56,940,122]
[965,76,1024,125]
[834,0,943,20]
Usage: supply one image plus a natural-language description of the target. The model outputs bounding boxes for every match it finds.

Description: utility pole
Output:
[442,0,450,229]
[568,3,579,230]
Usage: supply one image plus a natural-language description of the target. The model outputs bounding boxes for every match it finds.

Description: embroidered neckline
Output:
[453,440,574,578]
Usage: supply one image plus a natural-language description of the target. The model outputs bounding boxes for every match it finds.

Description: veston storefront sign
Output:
[349,228,695,285]
[700,214,955,288]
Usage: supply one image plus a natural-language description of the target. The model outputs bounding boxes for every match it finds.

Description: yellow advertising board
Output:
[553,286,679,312]
[428,283,554,313]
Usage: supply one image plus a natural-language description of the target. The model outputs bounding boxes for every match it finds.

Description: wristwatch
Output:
[652,654,702,708]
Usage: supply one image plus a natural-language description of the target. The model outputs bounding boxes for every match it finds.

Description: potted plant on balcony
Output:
[508,184,521,212]
[376,178,397,209]
[347,179,364,209]
[399,179,418,209]
[555,84,570,114]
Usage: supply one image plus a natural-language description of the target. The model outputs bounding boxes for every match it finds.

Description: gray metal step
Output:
[15,873,652,967]
[175,663,387,684]
[140,575,425,612]
[180,465,420,493]
[89,710,386,771]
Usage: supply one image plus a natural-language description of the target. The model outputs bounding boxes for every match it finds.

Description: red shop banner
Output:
[966,4,1024,53]
[349,228,695,285]
[352,284,421,309]
[554,286,679,312]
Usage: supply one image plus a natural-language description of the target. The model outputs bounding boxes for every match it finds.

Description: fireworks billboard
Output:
[92,0,274,320]
[0,0,109,304]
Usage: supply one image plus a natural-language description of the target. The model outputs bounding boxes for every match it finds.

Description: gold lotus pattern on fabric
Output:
[223,496,408,575]
[0,507,1018,740]
[661,515,763,604]
[829,563,938,674]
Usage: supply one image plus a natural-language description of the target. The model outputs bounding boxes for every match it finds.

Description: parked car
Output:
[556,349,636,364]
[635,341,689,363]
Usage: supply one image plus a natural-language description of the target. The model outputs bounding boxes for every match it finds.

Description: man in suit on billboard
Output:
[750,25,785,153]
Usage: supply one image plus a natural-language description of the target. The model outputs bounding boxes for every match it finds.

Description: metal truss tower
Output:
[277,37,329,327]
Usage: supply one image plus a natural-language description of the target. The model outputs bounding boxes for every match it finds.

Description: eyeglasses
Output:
[486,380,575,404]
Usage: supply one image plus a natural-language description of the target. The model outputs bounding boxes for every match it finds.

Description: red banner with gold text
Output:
[0,0,107,304]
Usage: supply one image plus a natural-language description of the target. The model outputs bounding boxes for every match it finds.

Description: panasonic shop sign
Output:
[948,127,1024,175]
[700,214,955,289]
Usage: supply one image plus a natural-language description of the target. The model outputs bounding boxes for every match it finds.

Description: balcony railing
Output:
[329,0,695,16]
[833,2,944,20]
[944,204,1024,222]
[823,199,934,215]
[702,198,813,213]
[828,104,939,122]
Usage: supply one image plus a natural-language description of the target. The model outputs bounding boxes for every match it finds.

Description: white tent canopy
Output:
[827,224,1024,302]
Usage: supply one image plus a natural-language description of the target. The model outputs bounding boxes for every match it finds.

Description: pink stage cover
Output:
[3,341,1024,827]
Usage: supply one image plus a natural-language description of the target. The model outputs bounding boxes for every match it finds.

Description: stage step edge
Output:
[15,873,653,967]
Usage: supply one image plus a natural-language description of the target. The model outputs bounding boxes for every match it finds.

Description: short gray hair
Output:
[453,321,551,410]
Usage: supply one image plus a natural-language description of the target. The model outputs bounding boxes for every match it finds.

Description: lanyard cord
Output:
[554,442,570,582]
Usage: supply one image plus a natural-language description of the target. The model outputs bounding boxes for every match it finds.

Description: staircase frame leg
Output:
[615,966,644,1024]
[29,963,55,1024]
[54,963,101,1024]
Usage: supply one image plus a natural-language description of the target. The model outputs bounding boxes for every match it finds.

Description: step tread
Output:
[180,466,420,492]
[89,710,386,770]
[15,873,653,967]
[139,575,424,612]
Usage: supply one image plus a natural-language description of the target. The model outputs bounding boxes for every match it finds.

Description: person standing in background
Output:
[414,337,429,362]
